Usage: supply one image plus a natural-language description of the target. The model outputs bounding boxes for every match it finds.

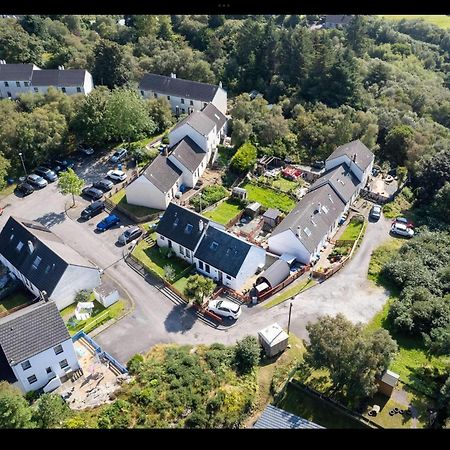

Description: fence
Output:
[72,330,128,374]
[225,209,245,229]
[0,300,34,318]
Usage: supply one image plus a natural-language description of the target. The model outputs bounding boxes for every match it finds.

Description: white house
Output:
[0,217,101,310]
[139,72,227,115]
[0,61,94,99]
[0,300,80,393]
[323,15,354,29]
[193,224,266,291]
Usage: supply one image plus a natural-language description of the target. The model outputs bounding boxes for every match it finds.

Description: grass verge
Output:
[338,217,364,241]
[263,278,317,309]
[379,15,450,29]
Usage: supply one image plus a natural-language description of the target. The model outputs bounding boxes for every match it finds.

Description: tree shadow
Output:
[33,211,66,228]
[164,303,197,333]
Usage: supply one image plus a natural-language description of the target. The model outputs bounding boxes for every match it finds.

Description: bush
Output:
[159,247,173,259]
[74,289,91,303]
[234,336,261,374]
[127,354,144,374]
[190,185,228,211]
[164,264,176,282]
[230,142,257,173]
[161,134,169,144]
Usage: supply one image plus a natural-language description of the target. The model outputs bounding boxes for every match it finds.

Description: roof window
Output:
[185,224,193,234]
[210,241,219,251]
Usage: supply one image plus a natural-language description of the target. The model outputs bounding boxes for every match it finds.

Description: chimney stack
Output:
[199,220,204,232]
[352,153,357,162]
[170,72,176,78]
[27,240,34,254]
[297,226,302,238]
[219,81,223,88]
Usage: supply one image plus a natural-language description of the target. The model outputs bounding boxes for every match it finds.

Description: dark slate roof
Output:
[0,217,96,296]
[0,64,35,81]
[253,405,324,429]
[194,225,252,278]
[172,110,216,137]
[271,184,345,254]
[31,69,87,87]
[141,154,182,193]
[263,208,281,220]
[0,301,70,365]
[139,73,220,102]
[155,203,209,251]
[326,140,374,172]
[201,102,227,130]
[257,259,290,288]
[169,136,206,173]
[309,163,360,204]
[324,15,353,25]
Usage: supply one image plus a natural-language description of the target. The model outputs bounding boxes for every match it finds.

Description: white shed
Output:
[93,280,120,308]
[258,323,289,357]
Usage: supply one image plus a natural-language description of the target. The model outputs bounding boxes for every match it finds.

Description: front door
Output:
[168,240,172,249]
[218,271,223,284]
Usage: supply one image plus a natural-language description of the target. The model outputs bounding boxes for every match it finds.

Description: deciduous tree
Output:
[57,168,84,207]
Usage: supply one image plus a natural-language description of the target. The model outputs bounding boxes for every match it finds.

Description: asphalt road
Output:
[0,158,394,364]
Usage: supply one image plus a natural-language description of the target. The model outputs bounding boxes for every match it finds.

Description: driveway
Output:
[0,170,394,363]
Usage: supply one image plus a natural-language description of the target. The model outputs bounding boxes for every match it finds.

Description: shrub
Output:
[230,142,257,173]
[234,336,261,374]
[161,134,169,144]
[190,185,228,211]
[127,354,144,374]
[159,246,173,259]
[74,289,91,303]
[97,399,132,429]
[164,264,176,282]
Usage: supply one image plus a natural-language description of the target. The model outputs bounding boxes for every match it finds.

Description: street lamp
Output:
[18,152,27,177]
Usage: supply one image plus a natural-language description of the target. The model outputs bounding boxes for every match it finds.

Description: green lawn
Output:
[271,177,301,193]
[62,299,126,336]
[0,290,31,313]
[379,15,450,29]
[172,275,190,295]
[263,278,317,309]
[367,238,404,285]
[203,199,243,225]
[132,240,190,279]
[110,189,161,219]
[338,218,364,241]
[241,182,296,213]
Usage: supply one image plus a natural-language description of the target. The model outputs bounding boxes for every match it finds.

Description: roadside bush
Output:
[234,336,261,374]
[230,142,257,174]
[127,354,144,374]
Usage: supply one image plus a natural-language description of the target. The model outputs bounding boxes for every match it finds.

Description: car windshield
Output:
[224,301,240,313]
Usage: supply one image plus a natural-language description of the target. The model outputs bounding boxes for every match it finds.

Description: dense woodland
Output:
[0,14,449,428]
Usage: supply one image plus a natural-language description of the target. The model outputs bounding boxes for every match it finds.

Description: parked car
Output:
[392,217,414,228]
[207,299,242,320]
[369,204,382,220]
[311,160,325,170]
[15,182,35,196]
[117,226,143,245]
[53,159,75,172]
[34,166,58,182]
[110,148,127,163]
[93,179,114,192]
[82,186,104,200]
[391,222,414,238]
[96,214,120,232]
[107,169,127,183]
[78,145,94,156]
[26,174,48,188]
[80,200,105,220]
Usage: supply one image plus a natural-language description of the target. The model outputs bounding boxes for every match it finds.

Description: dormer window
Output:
[32,256,42,269]
[185,224,193,234]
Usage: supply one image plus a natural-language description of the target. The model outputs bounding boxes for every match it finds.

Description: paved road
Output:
[0,161,393,363]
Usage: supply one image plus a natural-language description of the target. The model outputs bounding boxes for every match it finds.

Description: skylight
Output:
[210,241,219,251]
[185,223,193,234]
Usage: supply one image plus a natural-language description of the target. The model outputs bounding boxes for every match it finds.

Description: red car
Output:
[392,217,414,228]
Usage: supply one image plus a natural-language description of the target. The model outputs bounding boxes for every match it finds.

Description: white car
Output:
[110,148,127,163]
[391,222,414,238]
[107,169,127,182]
[207,299,242,320]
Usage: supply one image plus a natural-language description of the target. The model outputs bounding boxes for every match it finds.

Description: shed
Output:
[256,259,290,289]
[93,279,120,308]
[262,208,282,231]
[258,323,289,357]
[377,369,400,397]
[232,187,247,200]
[245,202,261,218]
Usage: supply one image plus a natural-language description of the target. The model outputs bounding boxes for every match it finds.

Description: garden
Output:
[257,175,303,194]
[190,185,228,212]
[203,199,244,225]
[0,289,32,315]
[240,182,296,213]
[328,215,365,263]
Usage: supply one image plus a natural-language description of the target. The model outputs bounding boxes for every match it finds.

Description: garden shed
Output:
[245,202,261,218]
[258,323,289,357]
[256,259,290,289]
[94,280,120,308]
[232,187,247,200]
[377,369,400,397]
[262,208,282,231]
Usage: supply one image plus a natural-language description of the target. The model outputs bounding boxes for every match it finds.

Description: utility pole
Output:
[18,152,27,177]
[287,302,293,335]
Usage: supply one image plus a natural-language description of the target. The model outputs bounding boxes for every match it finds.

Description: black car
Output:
[80,200,105,220]
[15,182,35,196]
[93,179,114,192]
[34,166,58,182]
[312,160,325,169]
[82,186,104,200]
[54,159,75,171]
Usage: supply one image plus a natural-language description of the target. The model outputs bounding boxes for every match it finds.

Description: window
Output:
[24,81,29,87]
[190,100,193,106]
[179,245,184,256]
[154,92,158,98]
[210,241,218,251]
[76,87,81,93]
[16,81,20,87]
[4,81,8,87]
[21,360,31,371]
[198,261,204,270]
[181,98,185,104]
[7,92,11,98]
[32,256,42,269]
[54,344,63,355]
[59,359,69,369]
[185,249,191,258]
[34,87,38,93]
[182,108,185,113]
[16,241,24,252]
[205,264,210,274]
[226,275,231,280]
[61,87,66,93]
[9,234,14,241]
[167,95,170,100]
[304,227,312,237]
[46,367,52,374]
[27,375,37,384]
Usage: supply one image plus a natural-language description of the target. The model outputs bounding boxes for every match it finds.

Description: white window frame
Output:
[54,344,63,355]
[21,360,31,371]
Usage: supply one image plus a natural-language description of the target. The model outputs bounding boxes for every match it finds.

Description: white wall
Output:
[12,338,79,393]
[157,234,195,264]
[169,123,210,153]
[211,87,228,115]
[234,245,266,290]
[268,229,313,265]
[51,265,101,311]
[141,90,208,114]
[168,152,208,188]
[126,175,174,210]
[0,80,32,99]
[83,71,94,95]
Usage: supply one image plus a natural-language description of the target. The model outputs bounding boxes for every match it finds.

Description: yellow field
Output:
[379,15,450,29]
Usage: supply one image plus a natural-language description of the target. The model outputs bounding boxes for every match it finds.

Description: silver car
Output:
[26,174,48,188]
[118,226,143,245]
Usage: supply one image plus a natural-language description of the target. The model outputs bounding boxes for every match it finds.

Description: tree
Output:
[146,97,174,133]
[234,336,261,374]
[184,274,215,306]
[0,382,33,429]
[381,125,414,166]
[0,152,11,190]
[57,168,84,207]
[230,119,252,148]
[305,314,397,406]
[32,393,71,428]
[230,142,257,173]
[91,40,131,88]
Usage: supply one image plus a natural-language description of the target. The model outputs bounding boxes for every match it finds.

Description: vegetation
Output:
[380,15,450,29]
[263,278,316,309]
[57,168,84,207]
[229,142,257,173]
[183,274,215,305]
[367,238,404,286]
[241,182,296,213]
[203,199,243,225]
[190,185,228,212]
[0,382,34,428]
[382,187,414,219]
[234,336,261,375]
[338,215,364,241]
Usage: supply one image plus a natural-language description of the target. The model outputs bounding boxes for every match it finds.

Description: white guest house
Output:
[0,217,101,310]
[0,300,80,393]
[139,72,227,115]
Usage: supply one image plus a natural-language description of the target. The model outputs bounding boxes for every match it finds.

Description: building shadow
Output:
[33,211,66,228]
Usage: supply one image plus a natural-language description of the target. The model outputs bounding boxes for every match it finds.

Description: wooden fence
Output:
[0,300,35,319]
